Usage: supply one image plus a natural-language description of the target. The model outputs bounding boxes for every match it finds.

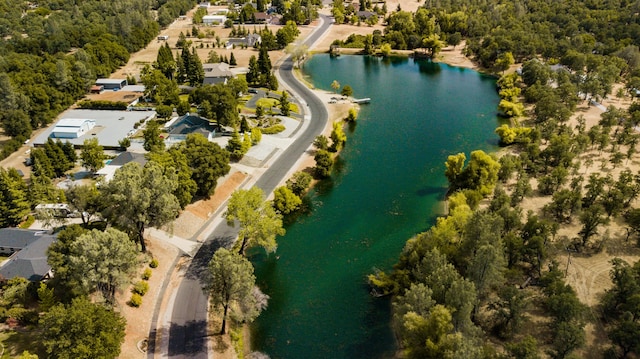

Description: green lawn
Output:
[255,98,299,114]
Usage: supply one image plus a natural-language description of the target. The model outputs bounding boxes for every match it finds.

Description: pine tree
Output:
[230,52,237,66]
[247,56,259,85]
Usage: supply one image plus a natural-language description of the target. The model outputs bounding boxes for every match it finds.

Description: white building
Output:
[203,15,227,25]
[51,118,96,139]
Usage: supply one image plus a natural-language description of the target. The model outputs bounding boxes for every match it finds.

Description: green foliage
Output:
[37,283,56,312]
[101,162,181,252]
[495,125,532,146]
[132,281,149,296]
[149,258,159,268]
[148,147,197,208]
[225,187,285,255]
[251,127,262,145]
[273,186,302,214]
[41,297,126,359]
[226,130,250,161]
[0,168,30,227]
[286,171,312,196]
[142,268,152,280]
[262,124,286,134]
[345,108,358,122]
[143,120,165,152]
[341,85,353,97]
[498,99,525,118]
[207,248,260,334]
[314,150,333,178]
[80,138,106,173]
[129,293,142,307]
[77,100,128,110]
[330,121,347,152]
[178,133,230,198]
[67,228,139,303]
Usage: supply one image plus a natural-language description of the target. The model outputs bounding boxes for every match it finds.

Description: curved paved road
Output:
[150,14,332,358]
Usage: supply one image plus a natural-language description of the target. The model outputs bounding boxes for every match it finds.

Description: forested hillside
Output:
[0,0,195,158]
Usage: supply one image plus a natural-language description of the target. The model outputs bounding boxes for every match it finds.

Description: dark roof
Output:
[110,151,148,166]
[0,231,56,282]
[169,115,218,135]
[356,10,376,18]
[0,228,49,249]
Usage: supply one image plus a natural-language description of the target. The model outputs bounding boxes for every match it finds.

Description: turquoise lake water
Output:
[251,55,501,358]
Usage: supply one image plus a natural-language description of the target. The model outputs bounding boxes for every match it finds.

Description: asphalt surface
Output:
[151,14,332,358]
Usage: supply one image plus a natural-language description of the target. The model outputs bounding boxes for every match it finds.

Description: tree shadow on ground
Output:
[185,235,236,281]
[168,320,208,356]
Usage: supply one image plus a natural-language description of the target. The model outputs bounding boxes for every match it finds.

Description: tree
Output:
[68,228,139,302]
[341,85,353,97]
[179,133,231,197]
[445,153,466,188]
[155,42,176,79]
[148,148,197,208]
[495,52,515,73]
[273,186,302,214]
[80,138,106,173]
[331,80,341,93]
[286,42,309,68]
[40,297,126,359]
[224,187,285,255]
[578,204,608,247]
[286,171,312,196]
[226,130,250,161]
[330,121,347,151]
[207,248,262,334]
[101,162,180,252]
[279,91,291,116]
[247,55,259,85]
[143,120,165,152]
[66,184,101,225]
[314,149,333,178]
[276,21,300,49]
[0,168,30,227]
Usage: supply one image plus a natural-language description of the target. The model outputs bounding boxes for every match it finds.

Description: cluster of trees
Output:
[0,0,190,158]
[331,0,384,26]
[312,121,348,178]
[247,45,278,89]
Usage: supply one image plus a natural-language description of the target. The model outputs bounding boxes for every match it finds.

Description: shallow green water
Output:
[251,55,500,358]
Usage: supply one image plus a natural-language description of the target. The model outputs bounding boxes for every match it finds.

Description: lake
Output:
[251,54,500,358]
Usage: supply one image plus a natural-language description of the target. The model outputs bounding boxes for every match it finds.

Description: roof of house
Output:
[356,10,376,18]
[169,115,218,135]
[0,230,56,282]
[0,228,50,249]
[109,151,148,166]
[203,63,233,78]
[254,12,268,20]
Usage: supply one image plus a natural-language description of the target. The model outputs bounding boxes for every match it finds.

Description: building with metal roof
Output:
[34,109,156,150]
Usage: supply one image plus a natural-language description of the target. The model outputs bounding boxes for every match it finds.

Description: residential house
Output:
[226,33,262,49]
[203,62,234,85]
[166,114,221,143]
[95,151,148,182]
[0,229,56,282]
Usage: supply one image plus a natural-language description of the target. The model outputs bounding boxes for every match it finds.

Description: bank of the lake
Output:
[251,54,502,358]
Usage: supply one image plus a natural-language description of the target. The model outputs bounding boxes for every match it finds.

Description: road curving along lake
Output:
[251,54,501,358]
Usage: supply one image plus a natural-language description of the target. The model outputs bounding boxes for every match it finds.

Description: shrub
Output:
[129,293,142,307]
[262,124,286,134]
[149,258,159,268]
[7,307,39,325]
[77,100,128,110]
[142,268,152,280]
[19,215,35,229]
[133,281,149,296]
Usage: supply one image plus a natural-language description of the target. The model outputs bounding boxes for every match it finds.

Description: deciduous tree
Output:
[101,162,180,252]
[225,187,285,255]
[40,297,126,359]
[80,138,106,172]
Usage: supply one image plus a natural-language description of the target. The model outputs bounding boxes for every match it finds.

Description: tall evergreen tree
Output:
[156,43,176,79]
